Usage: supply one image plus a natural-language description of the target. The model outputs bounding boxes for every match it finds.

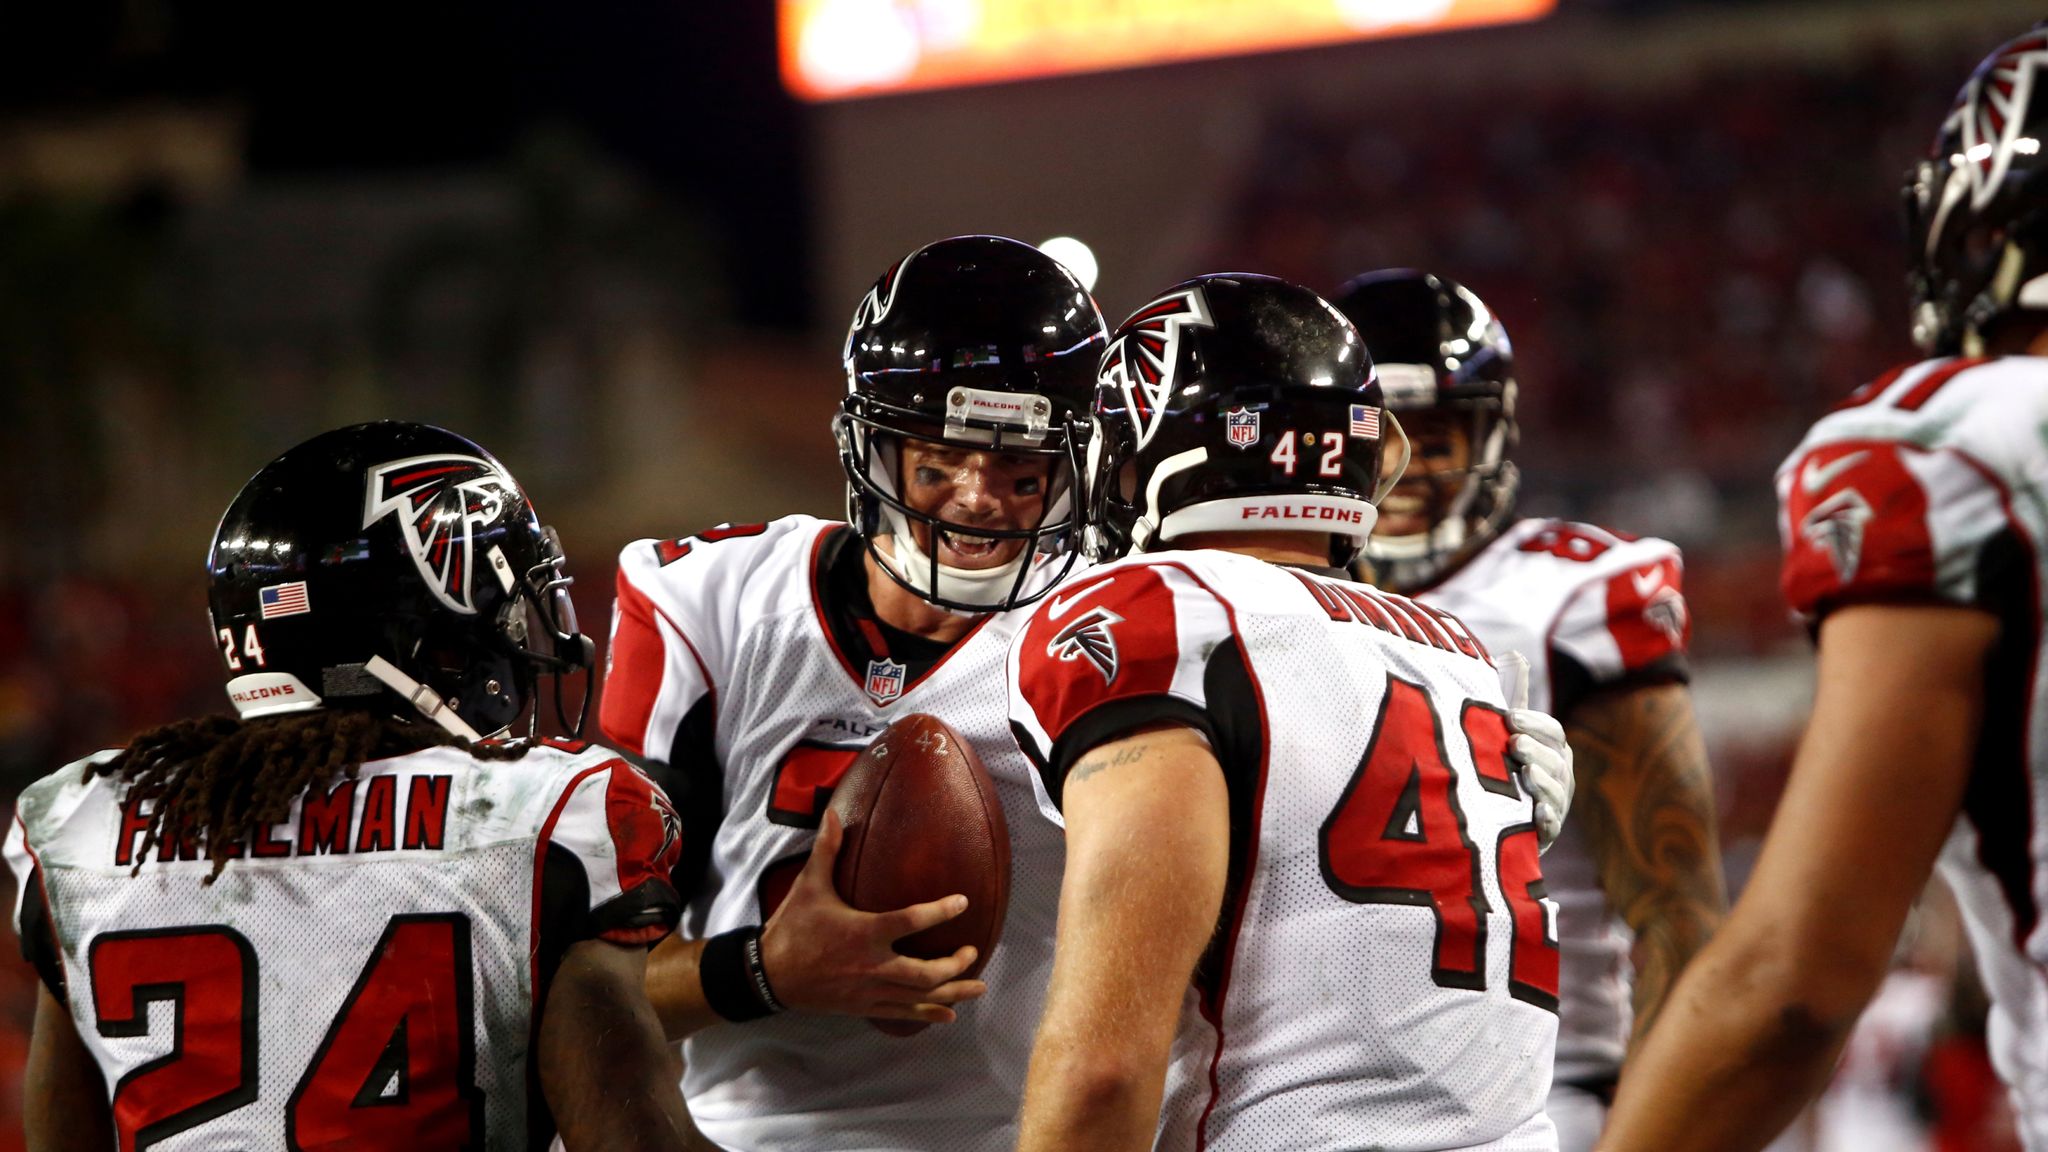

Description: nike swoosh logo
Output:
[1632,568,1664,598]
[1048,578,1115,620]
[1800,450,1870,495]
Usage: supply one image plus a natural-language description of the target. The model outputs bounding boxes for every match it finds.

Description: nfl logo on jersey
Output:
[1225,406,1260,449]
[865,658,906,705]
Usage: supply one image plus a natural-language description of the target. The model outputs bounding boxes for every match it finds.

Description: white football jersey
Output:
[1410,518,1690,1084]
[1778,355,2048,1151]
[1009,550,1559,1152]
[600,514,1067,1152]
[2,738,682,1152]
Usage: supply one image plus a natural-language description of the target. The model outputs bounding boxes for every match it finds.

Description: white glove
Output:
[1499,652,1574,854]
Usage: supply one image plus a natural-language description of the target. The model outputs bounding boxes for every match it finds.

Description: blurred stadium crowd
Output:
[0,9,2031,1151]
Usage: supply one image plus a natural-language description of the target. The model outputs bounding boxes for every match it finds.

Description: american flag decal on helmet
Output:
[1952,33,2048,211]
[1097,286,1216,450]
[363,454,519,615]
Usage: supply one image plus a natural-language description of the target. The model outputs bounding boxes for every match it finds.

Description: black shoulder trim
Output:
[17,867,64,1004]
[1551,650,1690,721]
[1040,697,1216,812]
[647,693,720,905]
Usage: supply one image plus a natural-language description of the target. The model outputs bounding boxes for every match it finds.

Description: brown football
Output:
[830,712,1011,1037]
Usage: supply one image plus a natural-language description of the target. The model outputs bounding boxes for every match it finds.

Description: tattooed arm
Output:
[1598,604,1992,1152]
[1563,680,1727,1050]
[1017,723,1230,1152]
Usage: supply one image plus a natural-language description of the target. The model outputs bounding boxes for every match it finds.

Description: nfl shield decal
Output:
[864,658,907,705]
[1225,406,1260,449]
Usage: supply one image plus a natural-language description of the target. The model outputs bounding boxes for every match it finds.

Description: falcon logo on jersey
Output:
[651,788,682,865]
[1801,487,1874,583]
[1949,34,2048,212]
[1097,286,1216,449]
[1048,605,1123,684]
[1225,406,1260,448]
[865,658,907,705]
[1644,586,1688,645]
[363,454,519,615]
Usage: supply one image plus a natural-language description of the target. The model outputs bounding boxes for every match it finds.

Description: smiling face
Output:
[894,436,1055,570]
[1373,408,1472,540]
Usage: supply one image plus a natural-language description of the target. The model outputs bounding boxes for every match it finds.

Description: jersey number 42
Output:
[1319,675,1560,1010]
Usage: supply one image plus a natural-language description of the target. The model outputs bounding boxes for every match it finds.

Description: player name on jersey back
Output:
[110,771,457,866]
[3,737,682,1152]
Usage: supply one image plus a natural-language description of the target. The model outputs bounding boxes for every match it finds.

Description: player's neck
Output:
[1173,530,1330,567]
[863,552,981,644]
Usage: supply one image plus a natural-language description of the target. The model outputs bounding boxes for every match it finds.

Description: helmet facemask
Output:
[836,391,1085,613]
[1364,393,1519,592]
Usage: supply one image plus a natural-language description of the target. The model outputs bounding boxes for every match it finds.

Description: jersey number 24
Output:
[88,913,481,1151]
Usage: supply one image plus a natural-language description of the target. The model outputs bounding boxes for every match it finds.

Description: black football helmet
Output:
[206,422,595,740]
[1087,273,1397,568]
[835,235,1106,612]
[1907,27,2048,355]
[1332,269,1519,592]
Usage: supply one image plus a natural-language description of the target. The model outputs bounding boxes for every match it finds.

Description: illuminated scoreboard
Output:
[780,0,1557,102]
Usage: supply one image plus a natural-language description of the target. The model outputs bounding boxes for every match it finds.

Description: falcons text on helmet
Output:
[363,454,521,615]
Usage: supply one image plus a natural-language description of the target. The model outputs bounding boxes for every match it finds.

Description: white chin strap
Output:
[365,656,487,742]
[875,511,1057,611]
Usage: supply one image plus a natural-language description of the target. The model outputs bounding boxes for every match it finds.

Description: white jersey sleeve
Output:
[1779,358,2025,620]
[1513,521,1690,712]
[601,516,831,763]
[536,746,687,947]
[1007,560,1236,820]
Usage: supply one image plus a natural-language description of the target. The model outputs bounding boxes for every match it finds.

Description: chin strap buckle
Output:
[364,656,486,742]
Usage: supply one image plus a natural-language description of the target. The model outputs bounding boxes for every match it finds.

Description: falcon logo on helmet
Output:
[1047,605,1123,684]
[1097,286,1215,450]
[1951,34,2048,212]
[364,454,520,615]
[841,255,912,365]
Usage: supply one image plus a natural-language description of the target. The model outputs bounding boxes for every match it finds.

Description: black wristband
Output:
[700,926,785,1022]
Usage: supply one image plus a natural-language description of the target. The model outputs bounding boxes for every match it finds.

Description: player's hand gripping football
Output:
[757,810,989,1024]
[1500,651,1574,853]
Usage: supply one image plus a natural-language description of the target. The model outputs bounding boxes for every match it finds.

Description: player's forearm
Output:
[1016,1029,1173,1152]
[24,988,113,1152]
[544,941,697,1151]
[645,934,726,1041]
[1564,682,1727,1049]
[1595,926,1855,1152]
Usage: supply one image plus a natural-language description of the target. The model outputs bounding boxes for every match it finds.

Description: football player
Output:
[1008,273,1573,1151]
[599,235,1105,1150]
[5,422,691,1152]
[1333,269,1727,1150]
[1598,28,2048,1152]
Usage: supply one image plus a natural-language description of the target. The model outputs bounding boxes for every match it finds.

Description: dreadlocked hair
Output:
[95,709,530,883]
